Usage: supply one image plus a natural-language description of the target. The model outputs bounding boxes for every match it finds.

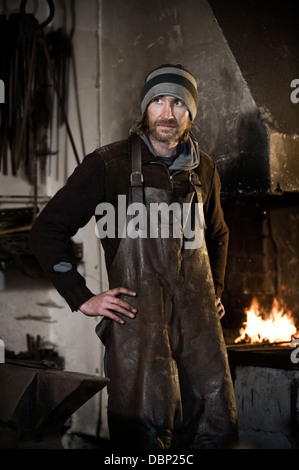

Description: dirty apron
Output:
[96,137,237,449]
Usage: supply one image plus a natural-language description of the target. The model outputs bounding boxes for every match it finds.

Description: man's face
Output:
[147,95,191,145]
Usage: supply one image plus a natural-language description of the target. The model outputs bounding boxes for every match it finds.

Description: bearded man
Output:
[30,64,238,449]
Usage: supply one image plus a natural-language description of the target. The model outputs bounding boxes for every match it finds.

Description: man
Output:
[30,64,238,449]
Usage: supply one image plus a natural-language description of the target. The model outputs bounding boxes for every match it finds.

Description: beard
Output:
[148,119,183,144]
[148,118,191,145]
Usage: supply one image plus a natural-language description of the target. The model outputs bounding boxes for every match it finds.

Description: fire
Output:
[235,298,297,344]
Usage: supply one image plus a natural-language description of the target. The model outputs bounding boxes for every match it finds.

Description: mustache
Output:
[154,119,178,128]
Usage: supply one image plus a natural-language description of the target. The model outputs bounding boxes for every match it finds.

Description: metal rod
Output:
[39,34,81,166]
[15,36,38,170]
[226,340,294,349]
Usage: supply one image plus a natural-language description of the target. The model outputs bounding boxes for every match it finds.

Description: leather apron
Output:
[96,136,237,449]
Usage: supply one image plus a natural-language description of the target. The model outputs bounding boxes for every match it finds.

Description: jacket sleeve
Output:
[29,151,106,311]
[204,164,229,298]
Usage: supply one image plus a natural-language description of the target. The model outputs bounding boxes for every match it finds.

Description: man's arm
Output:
[29,151,106,310]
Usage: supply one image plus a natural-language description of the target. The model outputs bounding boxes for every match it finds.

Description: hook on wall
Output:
[20,0,55,28]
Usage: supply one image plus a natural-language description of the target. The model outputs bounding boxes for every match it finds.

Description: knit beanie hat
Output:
[140,64,199,121]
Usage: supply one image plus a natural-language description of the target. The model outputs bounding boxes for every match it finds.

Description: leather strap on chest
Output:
[130,134,144,204]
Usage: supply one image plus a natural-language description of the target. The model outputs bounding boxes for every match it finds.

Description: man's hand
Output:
[80,287,137,324]
[216,297,225,319]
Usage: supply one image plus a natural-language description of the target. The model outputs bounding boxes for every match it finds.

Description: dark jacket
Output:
[29,134,229,311]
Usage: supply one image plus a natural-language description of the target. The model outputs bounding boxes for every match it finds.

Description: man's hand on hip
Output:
[216,297,225,319]
[80,287,137,324]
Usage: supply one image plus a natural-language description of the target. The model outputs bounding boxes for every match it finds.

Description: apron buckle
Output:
[189,171,201,186]
[130,171,144,187]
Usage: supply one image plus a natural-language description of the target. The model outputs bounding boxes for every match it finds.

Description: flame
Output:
[235,298,297,344]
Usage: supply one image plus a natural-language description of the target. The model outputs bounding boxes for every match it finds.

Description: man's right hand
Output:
[79,287,137,324]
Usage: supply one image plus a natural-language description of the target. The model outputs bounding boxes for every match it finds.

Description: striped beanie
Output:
[140,64,199,121]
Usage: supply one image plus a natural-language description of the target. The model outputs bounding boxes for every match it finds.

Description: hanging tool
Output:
[1,0,82,181]
[1,0,84,223]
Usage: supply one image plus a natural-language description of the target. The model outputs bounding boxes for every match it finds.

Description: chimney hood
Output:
[205,0,299,195]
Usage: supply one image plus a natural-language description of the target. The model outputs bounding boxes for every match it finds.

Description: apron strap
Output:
[189,171,207,229]
[189,171,201,188]
[130,134,144,204]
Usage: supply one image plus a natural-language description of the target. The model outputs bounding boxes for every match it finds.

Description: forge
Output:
[222,248,299,449]
[221,194,299,449]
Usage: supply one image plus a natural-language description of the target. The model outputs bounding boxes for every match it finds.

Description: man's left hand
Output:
[216,297,225,319]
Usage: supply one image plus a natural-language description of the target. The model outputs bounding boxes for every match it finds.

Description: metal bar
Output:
[15,36,38,169]
[226,341,294,349]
